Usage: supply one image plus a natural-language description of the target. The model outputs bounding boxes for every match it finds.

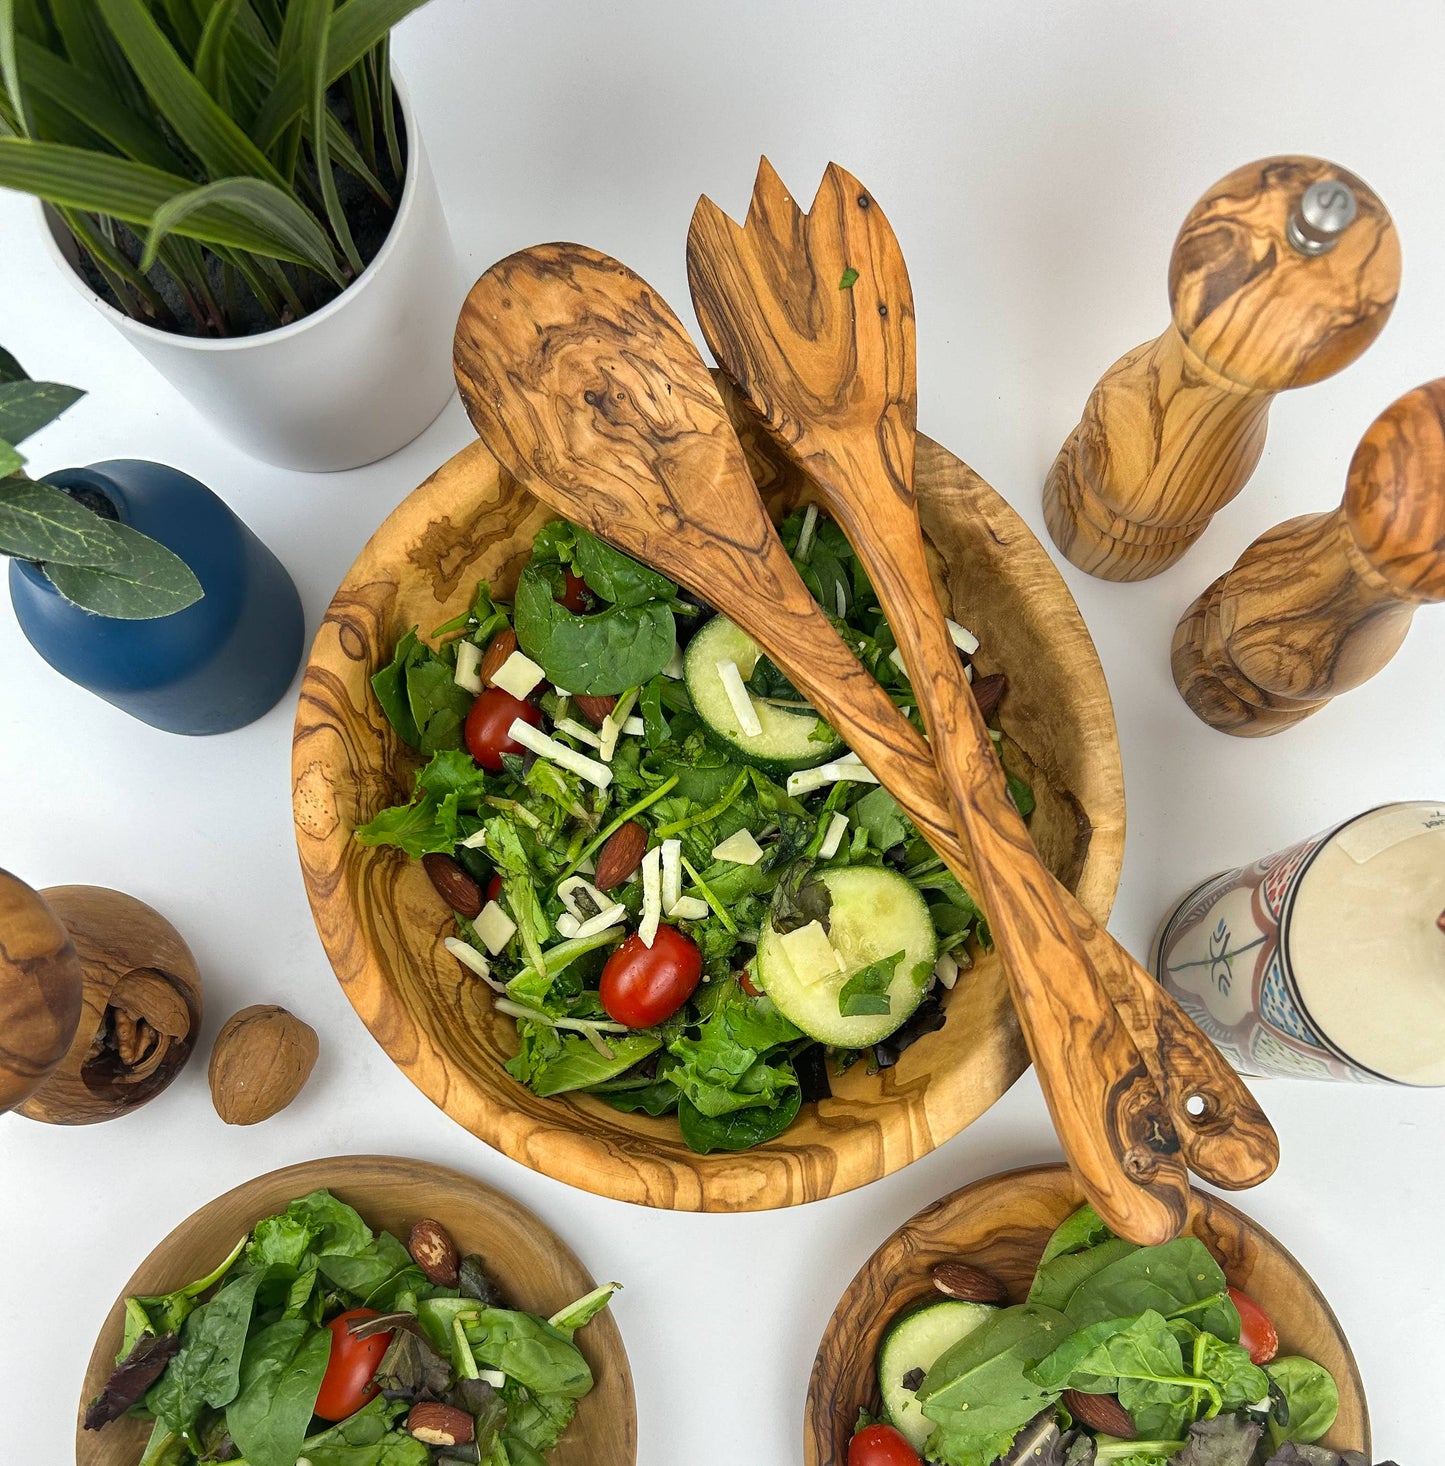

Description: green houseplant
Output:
[0,0,460,470]
[0,347,200,617]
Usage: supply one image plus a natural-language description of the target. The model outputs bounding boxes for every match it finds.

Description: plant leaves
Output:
[0,344,25,382]
[225,1318,331,1466]
[139,175,342,278]
[465,1309,594,1397]
[1063,1237,1239,1343]
[0,378,83,447]
[251,0,431,150]
[1039,1203,1117,1264]
[0,0,32,136]
[43,517,204,618]
[1264,1357,1340,1447]
[0,476,130,566]
[677,1083,801,1152]
[838,949,903,1017]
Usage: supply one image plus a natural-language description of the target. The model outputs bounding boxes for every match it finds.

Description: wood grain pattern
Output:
[76,1154,636,1466]
[292,409,1124,1210]
[805,1164,1368,1466]
[686,162,1267,1241]
[17,886,201,1125]
[0,870,83,1112]
[1174,377,1445,734]
[1045,156,1400,581]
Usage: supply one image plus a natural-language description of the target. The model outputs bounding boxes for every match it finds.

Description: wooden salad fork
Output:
[454,243,1192,1244]
[687,159,1279,1195]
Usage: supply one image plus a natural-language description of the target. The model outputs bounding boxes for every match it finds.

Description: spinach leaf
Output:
[503,1380,576,1453]
[317,1227,421,1306]
[600,1075,681,1116]
[371,629,424,746]
[850,786,910,852]
[1063,1237,1239,1343]
[1039,1203,1117,1264]
[917,1304,1072,1466]
[226,1318,330,1466]
[1186,1328,1268,1412]
[770,860,833,935]
[1028,1236,1138,1311]
[505,1024,661,1097]
[296,1396,428,1466]
[1265,1357,1339,1447]
[466,1310,594,1397]
[145,1270,264,1435]
[514,561,675,695]
[570,524,676,606]
[745,652,805,703]
[678,1084,801,1152]
[121,1236,247,1354]
[548,1281,620,1337]
[838,950,904,1017]
[1029,1310,1213,1438]
[406,657,473,755]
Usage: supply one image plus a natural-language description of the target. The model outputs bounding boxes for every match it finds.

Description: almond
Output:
[480,628,518,686]
[422,853,484,919]
[970,671,1008,722]
[407,1218,460,1287]
[593,821,648,891]
[406,1401,474,1447]
[931,1260,1010,1304]
[573,692,618,726]
[1062,1389,1137,1439]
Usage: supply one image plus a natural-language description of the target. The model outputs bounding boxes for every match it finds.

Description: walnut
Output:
[207,1005,318,1125]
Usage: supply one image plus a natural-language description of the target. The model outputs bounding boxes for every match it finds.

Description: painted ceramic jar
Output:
[1153,802,1445,1084]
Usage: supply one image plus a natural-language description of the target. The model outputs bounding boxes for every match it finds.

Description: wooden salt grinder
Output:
[1173,378,1445,735]
[1044,157,1400,581]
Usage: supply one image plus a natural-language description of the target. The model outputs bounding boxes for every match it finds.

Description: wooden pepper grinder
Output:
[1044,156,1401,581]
[0,881,203,1124]
[1173,378,1445,735]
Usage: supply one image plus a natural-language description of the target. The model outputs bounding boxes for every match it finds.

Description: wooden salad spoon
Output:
[686,160,1278,1194]
[454,243,1191,1244]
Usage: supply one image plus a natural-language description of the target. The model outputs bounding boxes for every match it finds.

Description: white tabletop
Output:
[3,3,1443,1462]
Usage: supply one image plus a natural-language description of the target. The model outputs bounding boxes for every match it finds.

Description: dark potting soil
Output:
[73,91,408,340]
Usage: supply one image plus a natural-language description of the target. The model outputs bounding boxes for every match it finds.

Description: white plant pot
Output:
[39,72,461,473]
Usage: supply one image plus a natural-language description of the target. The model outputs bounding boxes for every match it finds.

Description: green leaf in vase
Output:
[42,518,204,618]
[0,477,127,567]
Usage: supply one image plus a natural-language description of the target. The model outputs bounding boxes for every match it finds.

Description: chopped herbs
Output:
[839,267,860,289]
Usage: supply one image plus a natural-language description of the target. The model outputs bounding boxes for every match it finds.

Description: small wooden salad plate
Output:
[291,414,1126,1211]
[76,1154,636,1465]
[805,1163,1368,1465]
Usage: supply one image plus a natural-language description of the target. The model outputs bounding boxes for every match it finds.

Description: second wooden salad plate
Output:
[77,1154,636,1465]
[292,406,1126,1211]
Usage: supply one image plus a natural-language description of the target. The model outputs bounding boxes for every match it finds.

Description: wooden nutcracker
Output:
[1173,378,1445,735]
[1044,156,1401,581]
[1,883,203,1124]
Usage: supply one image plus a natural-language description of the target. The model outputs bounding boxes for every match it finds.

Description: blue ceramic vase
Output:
[7,460,305,735]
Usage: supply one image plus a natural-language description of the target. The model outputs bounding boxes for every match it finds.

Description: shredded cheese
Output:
[554,717,602,748]
[661,838,682,913]
[443,935,503,990]
[818,812,849,859]
[796,503,819,559]
[491,649,546,701]
[570,904,628,939]
[786,753,880,798]
[834,583,847,617]
[711,828,764,865]
[639,845,663,947]
[666,896,709,921]
[598,687,640,761]
[778,920,844,986]
[557,875,609,921]
[662,647,685,679]
[507,719,613,789]
[888,647,910,679]
[622,716,645,736]
[475,900,518,955]
[453,639,483,694]
[555,912,581,939]
[946,618,980,655]
[458,828,488,850]
[934,951,961,990]
[716,659,763,736]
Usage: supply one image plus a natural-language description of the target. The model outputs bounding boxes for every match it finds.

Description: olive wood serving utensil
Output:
[454,243,1190,1244]
[687,160,1278,1196]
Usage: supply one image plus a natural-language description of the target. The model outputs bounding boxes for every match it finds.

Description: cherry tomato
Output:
[1228,1286,1279,1364]
[848,1424,923,1466]
[556,569,590,613]
[599,927,703,1028]
[464,686,542,771]
[486,874,504,904]
[314,1309,393,1421]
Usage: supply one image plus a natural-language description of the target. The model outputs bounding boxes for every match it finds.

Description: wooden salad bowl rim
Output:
[804,1163,1368,1465]
[76,1153,636,1466]
[291,428,1126,1211]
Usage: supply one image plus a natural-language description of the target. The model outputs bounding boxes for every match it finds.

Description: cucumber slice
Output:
[683,615,844,774]
[755,866,936,1046]
[878,1299,997,1451]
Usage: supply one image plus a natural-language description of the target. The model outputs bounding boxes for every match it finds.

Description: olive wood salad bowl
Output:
[76,1154,636,1466]
[291,415,1126,1211]
[806,1164,1367,1465]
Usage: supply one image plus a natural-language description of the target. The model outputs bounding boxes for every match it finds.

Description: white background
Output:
[3,3,1443,1462]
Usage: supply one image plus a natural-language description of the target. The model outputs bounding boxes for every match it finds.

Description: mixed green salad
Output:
[85,1189,614,1466]
[357,509,1022,1153]
[850,1202,1395,1466]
